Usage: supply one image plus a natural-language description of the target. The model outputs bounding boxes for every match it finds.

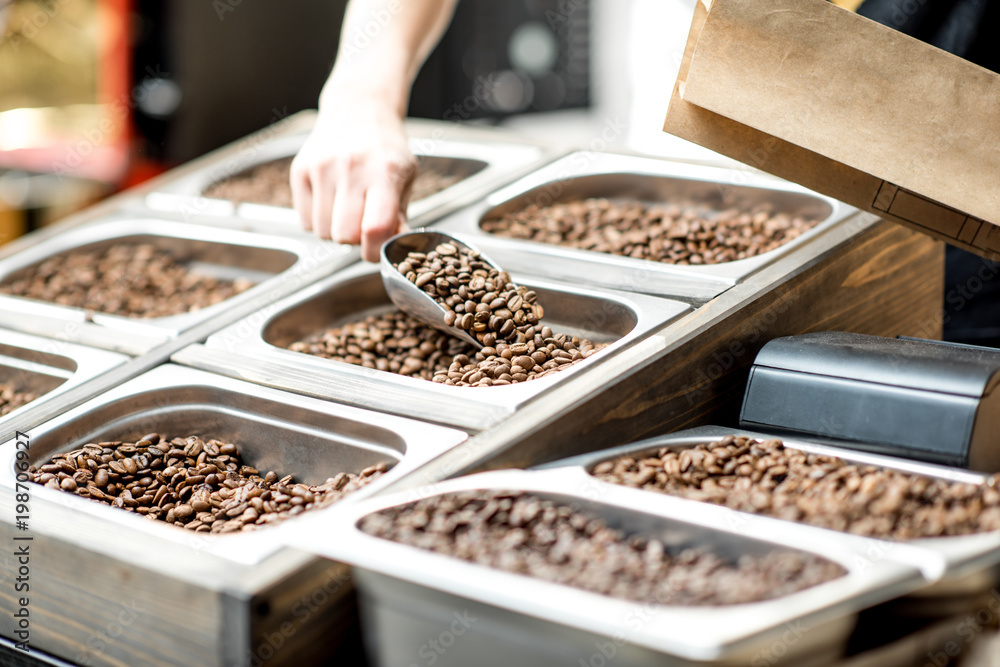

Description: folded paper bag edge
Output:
[679,0,999,227]
[663,0,1000,261]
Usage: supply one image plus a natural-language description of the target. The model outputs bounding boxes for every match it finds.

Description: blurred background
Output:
[1,0,996,346]
[0,0,712,239]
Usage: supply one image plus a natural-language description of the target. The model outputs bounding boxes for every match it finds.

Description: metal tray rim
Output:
[194,259,691,431]
[0,364,468,566]
[0,215,349,342]
[546,425,1000,586]
[287,467,931,661]
[0,330,129,430]
[433,150,861,290]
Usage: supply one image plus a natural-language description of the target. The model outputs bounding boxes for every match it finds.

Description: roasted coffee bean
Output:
[361,490,843,605]
[288,308,602,388]
[355,240,603,386]
[0,243,254,318]
[392,241,547,348]
[203,156,468,208]
[480,197,821,265]
[0,382,40,416]
[28,433,388,533]
[592,436,1000,540]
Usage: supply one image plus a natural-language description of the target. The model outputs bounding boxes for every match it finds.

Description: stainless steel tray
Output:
[0,364,467,666]
[175,260,691,432]
[432,151,861,301]
[145,116,553,227]
[0,214,354,354]
[549,426,1000,607]
[0,329,127,429]
[286,468,938,667]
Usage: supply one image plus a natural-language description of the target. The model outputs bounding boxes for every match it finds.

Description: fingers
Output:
[310,164,337,240]
[360,183,404,262]
[289,159,313,232]
[332,158,367,246]
[291,143,413,259]
[360,160,416,262]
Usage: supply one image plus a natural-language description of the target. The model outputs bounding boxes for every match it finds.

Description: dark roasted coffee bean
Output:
[203,156,465,208]
[0,243,254,318]
[361,490,843,605]
[335,242,605,388]
[288,309,602,388]
[481,197,820,265]
[592,436,1000,540]
[28,434,388,533]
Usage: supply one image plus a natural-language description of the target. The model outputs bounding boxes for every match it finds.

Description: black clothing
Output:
[857,0,1000,346]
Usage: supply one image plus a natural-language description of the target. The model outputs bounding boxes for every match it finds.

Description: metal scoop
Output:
[381,229,498,349]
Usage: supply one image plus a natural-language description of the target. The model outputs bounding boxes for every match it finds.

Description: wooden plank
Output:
[0,519,223,667]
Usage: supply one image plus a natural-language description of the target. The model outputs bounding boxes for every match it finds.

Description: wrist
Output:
[319,75,409,120]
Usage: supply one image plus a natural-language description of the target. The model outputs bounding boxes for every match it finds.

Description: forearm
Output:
[321,0,459,117]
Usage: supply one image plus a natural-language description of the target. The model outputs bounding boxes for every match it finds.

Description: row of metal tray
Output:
[142,116,552,230]
[0,110,859,431]
[0,114,983,666]
[6,405,1000,666]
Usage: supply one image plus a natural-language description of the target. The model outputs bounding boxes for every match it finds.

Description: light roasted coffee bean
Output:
[29,433,388,533]
[0,243,254,318]
[0,382,40,416]
[361,490,844,605]
[481,197,820,265]
[592,436,1000,540]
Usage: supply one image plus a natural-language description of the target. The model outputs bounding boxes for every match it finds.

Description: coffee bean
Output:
[593,436,1000,540]
[369,242,606,388]
[0,243,254,318]
[203,156,467,208]
[0,382,40,416]
[28,434,389,533]
[481,198,821,265]
[361,490,843,605]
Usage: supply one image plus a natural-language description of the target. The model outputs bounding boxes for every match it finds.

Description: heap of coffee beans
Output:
[480,198,820,265]
[361,490,844,605]
[409,166,466,202]
[289,311,600,387]
[29,433,387,533]
[0,383,39,417]
[203,156,465,208]
[0,243,254,318]
[592,436,1000,540]
[394,241,543,347]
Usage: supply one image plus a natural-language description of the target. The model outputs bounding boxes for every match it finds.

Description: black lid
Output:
[753,332,1000,398]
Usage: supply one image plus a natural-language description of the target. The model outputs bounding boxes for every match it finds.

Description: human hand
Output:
[290,95,416,262]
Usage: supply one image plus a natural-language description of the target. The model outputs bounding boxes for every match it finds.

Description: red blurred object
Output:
[0,0,131,185]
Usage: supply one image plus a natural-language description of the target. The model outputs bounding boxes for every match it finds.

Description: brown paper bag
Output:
[663,0,1000,259]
